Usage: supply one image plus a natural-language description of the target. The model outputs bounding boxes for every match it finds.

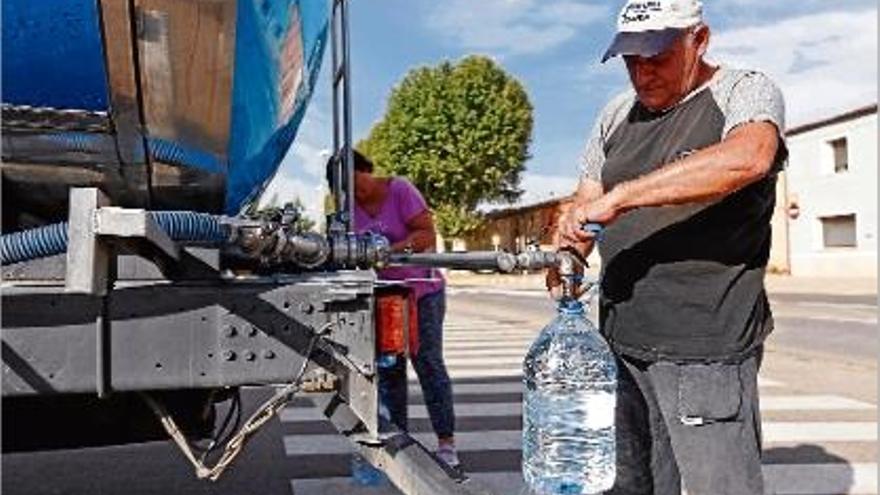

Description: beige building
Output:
[466,196,573,252]
[781,104,878,278]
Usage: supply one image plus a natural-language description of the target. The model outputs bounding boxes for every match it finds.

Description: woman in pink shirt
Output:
[348,150,458,469]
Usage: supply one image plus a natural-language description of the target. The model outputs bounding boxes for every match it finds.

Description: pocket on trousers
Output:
[677,363,743,425]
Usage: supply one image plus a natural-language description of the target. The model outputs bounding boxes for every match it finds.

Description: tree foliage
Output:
[358,55,533,237]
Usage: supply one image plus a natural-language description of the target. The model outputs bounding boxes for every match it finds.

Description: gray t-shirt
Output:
[580,67,787,362]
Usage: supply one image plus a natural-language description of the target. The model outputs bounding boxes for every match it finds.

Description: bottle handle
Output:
[582,279,600,303]
[582,223,605,242]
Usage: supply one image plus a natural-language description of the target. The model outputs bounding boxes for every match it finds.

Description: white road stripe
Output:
[763,422,877,442]
[435,349,529,357]
[442,368,524,379]
[443,333,537,346]
[410,380,797,397]
[445,329,533,335]
[444,337,536,344]
[444,324,532,331]
[446,317,529,323]
[290,464,880,495]
[443,321,534,332]
[787,301,878,311]
[282,395,866,423]
[775,314,879,325]
[444,323,534,330]
[395,402,522,419]
[760,395,875,411]
[446,317,528,324]
[469,467,880,495]
[442,349,530,357]
[280,402,520,423]
[444,341,532,350]
[283,422,877,456]
[443,325,541,337]
[430,381,524,395]
[760,377,784,388]
[414,369,525,381]
[447,287,547,298]
[444,341,535,348]
[283,430,521,456]
[444,356,528,366]
[425,371,783,385]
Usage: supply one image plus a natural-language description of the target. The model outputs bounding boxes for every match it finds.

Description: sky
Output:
[263,0,878,225]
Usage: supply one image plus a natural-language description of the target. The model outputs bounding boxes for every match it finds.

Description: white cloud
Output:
[287,139,330,179]
[427,0,608,56]
[572,57,630,103]
[259,173,327,227]
[710,8,878,126]
[519,172,578,202]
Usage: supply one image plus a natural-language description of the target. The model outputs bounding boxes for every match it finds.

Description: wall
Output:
[785,111,878,277]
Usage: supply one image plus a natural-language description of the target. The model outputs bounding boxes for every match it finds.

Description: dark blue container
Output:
[2,0,329,218]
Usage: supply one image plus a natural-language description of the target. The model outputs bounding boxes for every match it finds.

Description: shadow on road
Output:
[764,444,854,494]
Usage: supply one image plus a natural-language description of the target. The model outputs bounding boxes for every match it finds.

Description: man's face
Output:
[623,26,708,111]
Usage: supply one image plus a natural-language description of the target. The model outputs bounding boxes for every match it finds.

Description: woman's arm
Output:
[391,210,437,253]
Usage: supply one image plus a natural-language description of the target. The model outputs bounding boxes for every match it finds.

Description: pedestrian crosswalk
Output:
[283,313,878,495]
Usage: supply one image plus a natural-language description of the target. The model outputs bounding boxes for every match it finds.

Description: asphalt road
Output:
[3,288,876,495]
[448,288,879,364]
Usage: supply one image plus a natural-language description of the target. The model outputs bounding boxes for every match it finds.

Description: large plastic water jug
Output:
[522,292,617,494]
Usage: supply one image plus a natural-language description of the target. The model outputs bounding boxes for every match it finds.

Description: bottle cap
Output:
[558,299,585,315]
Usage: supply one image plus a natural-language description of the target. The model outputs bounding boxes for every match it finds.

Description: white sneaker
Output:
[436,444,460,469]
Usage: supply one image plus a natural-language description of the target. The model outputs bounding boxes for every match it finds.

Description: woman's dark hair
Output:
[325,149,374,188]
[353,149,374,173]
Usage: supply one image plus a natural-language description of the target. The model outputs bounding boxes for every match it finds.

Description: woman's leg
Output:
[411,290,456,447]
[378,356,408,430]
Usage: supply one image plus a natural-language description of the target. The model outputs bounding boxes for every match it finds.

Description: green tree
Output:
[358,55,533,237]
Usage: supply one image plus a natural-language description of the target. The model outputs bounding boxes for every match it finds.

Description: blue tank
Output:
[2,0,329,220]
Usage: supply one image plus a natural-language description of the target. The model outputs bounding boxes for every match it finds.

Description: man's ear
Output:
[694,24,710,57]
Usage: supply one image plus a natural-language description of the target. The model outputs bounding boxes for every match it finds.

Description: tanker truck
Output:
[1,1,566,493]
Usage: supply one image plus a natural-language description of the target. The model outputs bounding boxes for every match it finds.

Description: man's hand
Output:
[579,187,626,225]
[547,178,605,299]
[548,199,598,301]
[558,203,597,249]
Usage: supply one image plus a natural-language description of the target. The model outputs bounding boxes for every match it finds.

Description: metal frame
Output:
[0,105,110,134]
[1,194,499,493]
[3,274,368,391]
[97,0,152,205]
[330,0,355,234]
[65,188,179,295]
[4,187,382,434]
[312,392,495,495]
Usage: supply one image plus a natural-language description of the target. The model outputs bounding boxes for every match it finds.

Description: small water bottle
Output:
[351,398,391,486]
[351,353,401,486]
[350,451,385,486]
[522,255,617,494]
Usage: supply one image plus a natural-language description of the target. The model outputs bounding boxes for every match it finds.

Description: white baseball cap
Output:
[601,0,703,63]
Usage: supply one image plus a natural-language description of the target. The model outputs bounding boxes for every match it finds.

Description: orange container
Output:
[375,286,419,356]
